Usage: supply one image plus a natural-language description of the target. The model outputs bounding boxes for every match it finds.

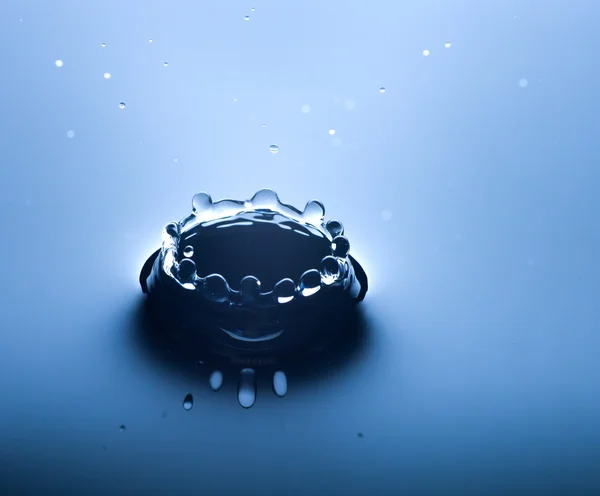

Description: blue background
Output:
[1,1,599,494]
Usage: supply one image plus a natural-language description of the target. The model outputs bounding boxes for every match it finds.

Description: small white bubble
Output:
[66,130,75,139]
[103,72,111,79]
[269,144,279,154]
[444,42,452,48]
[119,102,126,109]
[519,78,528,88]
[379,87,386,93]
[328,129,336,136]
[422,49,430,56]
[148,39,153,43]
[344,100,355,111]
[101,42,106,48]
[301,104,311,114]
[381,209,392,221]
[244,15,250,20]
[55,59,64,67]
[251,7,255,11]
[163,62,168,67]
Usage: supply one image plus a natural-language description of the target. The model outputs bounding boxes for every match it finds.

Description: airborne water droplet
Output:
[209,370,224,391]
[119,102,126,109]
[183,393,193,411]
[273,371,288,397]
[519,78,528,88]
[444,42,452,48]
[422,49,430,56]
[104,72,111,79]
[55,59,63,67]
[101,42,106,48]
[183,245,194,258]
[269,144,279,154]
[379,87,386,93]
[328,129,336,135]
[244,15,250,21]
[119,425,126,432]
[66,130,75,139]
[163,62,168,67]
[238,368,256,408]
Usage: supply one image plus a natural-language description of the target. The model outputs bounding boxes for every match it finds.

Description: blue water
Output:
[0,1,599,495]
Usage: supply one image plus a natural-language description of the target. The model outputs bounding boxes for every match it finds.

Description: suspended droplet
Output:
[519,78,528,88]
[101,42,106,48]
[163,62,168,67]
[379,87,386,93]
[328,129,336,135]
[192,192,213,213]
[325,219,344,238]
[103,72,111,79]
[269,144,279,154]
[320,255,341,285]
[299,269,321,297]
[422,49,430,56]
[444,42,451,48]
[55,59,63,67]
[238,368,256,408]
[209,370,224,391]
[119,425,126,432]
[66,130,75,139]
[273,278,296,304]
[331,235,350,257]
[183,393,193,411]
[273,371,288,397]
[119,102,126,109]
[148,39,153,43]
[183,245,194,258]
[178,258,196,282]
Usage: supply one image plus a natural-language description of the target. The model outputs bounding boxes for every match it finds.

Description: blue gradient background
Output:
[1,1,599,495]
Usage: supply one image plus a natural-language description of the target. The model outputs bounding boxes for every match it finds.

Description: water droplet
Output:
[178,258,196,282]
[299,269,321,297]
[104,72,111,79]
[66,130,75,139]
[331,235,350,257]
[261,123,266,128]
[251,188,280,210]
[119,102,126,109]
[269,144,279,154]
[119,425,126,432]
[183,393,194,411]
[149,38,153,43]
[422,49,430,56]
[328,129,336,135]
[238,368,256,408]
[379,87,386,93]
[101,42,106,48]
[381,209,392,221]
[301,104,311,114]
[320,256,341,285]
[325,219,344,237]
[192,192,213,213]
[303,199,325,221]
[55,59,63,67]
[519,78,528,88]
[273,371,288,397]
[183,245,194,258]
[240,275,261,302]
[274,278,296,304]
[163,62,168,67]
[244,15,250,21]
[444,42,452,48]
[202,274,230,303]
[251,6,255,11]
[209,370,224,391]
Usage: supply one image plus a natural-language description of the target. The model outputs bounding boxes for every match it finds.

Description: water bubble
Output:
[379,87,386,93]
[183,245,194,258]
[301,104,311,114]
[178,258,196,282]
[269,144,279,154]
[244,15,250,20]
[444,42,452,48]
[320,255,341,285]
[273,371,288,397]
[119,102,126,109]
[299,269,321,297]
[331,235,350,257]
[209,370,224,391]
[381,209,392,221]
[183,393,194,411]
[519,78,528,88]
[103,72,111,79]
[66,130,75,139]
[238,368,256,408]
[101,43,106,48]
[274,278,296,304]
[328,129,336,135]
[119,425,126,432]
[325,219,344,237]
[163,62,168,67]
[55,59,63,67]
[422,49,430,56]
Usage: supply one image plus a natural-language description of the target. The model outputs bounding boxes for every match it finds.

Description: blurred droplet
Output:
[119,102,126,109]
[244,15,250,20]
[183,394,193,411]
[119,425,126,432]
[101,42,106,48]
[379,87,386,93]
[519,78,528,88]
[301,104,311,114]
[163,62,168,67]
[269,144,279,154]
[328,129,336,136]
[103,72,111,79]
[422,49,430,56]
[66,130,75,139]
[55,59,63,67]
[444,42,452,48]
[273,371,288,397]
[251,7,255,11]
[209,370,224,391]
[149,39,153,43]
